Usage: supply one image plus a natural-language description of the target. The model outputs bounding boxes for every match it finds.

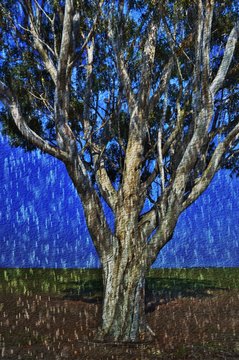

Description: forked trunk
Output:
[99,252,147,342]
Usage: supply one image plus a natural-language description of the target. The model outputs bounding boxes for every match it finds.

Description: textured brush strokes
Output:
[1,133,238,268]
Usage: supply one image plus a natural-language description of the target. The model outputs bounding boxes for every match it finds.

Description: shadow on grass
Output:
[61,277,226,310]
[61,279,103,303]
[145,277,226,313]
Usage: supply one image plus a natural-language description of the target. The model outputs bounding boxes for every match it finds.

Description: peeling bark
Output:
[100,245,147,342]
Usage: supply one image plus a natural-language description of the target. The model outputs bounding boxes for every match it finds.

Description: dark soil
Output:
[0,290,239,359]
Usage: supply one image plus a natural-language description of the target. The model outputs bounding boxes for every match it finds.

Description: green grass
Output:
[149,267,239,288]
[146,268,239,300]
[0,268,102,296]
[0,267,238,297]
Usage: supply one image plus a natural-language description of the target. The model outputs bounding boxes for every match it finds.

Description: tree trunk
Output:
[99,251,147,342]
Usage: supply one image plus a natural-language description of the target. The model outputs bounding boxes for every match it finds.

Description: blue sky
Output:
[0,132,239,268]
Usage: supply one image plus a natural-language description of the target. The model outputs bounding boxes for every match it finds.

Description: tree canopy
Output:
[1,1,239,178]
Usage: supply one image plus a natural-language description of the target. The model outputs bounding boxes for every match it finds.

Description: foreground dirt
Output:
[0,290,239,359]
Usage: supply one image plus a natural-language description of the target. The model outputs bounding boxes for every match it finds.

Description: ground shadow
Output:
[145,277,227,312]
[61,277,227,309]
[61,278,103,303]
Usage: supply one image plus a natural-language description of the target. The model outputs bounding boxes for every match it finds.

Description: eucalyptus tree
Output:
[0,0,239,342]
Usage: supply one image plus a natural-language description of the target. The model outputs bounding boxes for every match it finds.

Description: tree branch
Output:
[66,161,114,257]
[145,208,178,267]
[138,207,158,240]
[138,15,158,109]
[69,0,104,70]
[57,0,73,81]
[54,0,78,159]
[149,58,174,111]
[182,121,239,210]
[0,81,68,162]
[108,10,137,113]
[83,39,94,139]
[210,21,239,97]
[23,1,57,84]
[95,157,118,211]
[33,0,53,24]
